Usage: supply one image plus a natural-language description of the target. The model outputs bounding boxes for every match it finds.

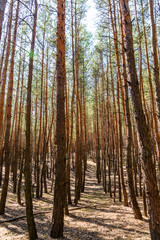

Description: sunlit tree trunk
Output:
[148,0,160,120]
[50,0,66,237]
[0,0,19,214]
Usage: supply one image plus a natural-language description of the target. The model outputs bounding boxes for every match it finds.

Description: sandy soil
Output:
[0,161,150,240]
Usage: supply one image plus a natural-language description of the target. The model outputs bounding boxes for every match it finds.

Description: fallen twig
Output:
[0,211,52,223]
[0,203,106,224]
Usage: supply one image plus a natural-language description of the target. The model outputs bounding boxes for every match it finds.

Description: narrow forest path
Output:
[0,161,150,240]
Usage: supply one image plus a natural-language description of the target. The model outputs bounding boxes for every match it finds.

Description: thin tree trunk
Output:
[134,0,148,118]
[95,76,101,184]
[109,0,126,127]
[81,59,87,193]
[0,26,8,84]
[109,34,121,202]
[0,0,7,40]
[12,39,22,193]
[148,0,160,120]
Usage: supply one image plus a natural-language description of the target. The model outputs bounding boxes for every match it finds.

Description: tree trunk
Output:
[148,0,160,120]
[50,0,66,237]
[120,8,142,217]
[24,1,38,239]
[120,0,160,238]
[0,0,19,215]
[0,0,13,186]
[0,0,7,40]
[95,76,101,184]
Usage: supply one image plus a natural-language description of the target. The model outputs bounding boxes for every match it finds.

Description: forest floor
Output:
[0,161,150,240]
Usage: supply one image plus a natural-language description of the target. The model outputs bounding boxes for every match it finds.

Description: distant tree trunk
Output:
[24,0,38,239]
[121,0,160,238]
[34,82,38,183]
[36,29,45,198]
[148,0,160,120]
[143,183,148,217]
[117,76,128,206]
[95,76,101,184]
[12,37,22,194]
[17,49,25,205]
[17,154,24,205]
[109,35,121,202]
[64,42,69,215]
[109,0,126,127]
[74,0,82,204]
[132,146,138,197]
[43,45,49,195]
[50,70,56,194]
[133,0,147,118]
[106,57,112,197]
[50,0,66,237]
[66,0,76,205]
[81,59,87,192]
[0,0,7,40]
[99,53,107,193]
[0,27,7,83]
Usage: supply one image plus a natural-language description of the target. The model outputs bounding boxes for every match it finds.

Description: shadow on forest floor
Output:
[0,161,150,239]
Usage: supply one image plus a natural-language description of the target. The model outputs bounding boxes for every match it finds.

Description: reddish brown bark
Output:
[0,0,19,214]
[50,0,66,237]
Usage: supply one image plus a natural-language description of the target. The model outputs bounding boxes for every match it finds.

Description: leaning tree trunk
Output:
[120,0,160,239]
[50,0,66,237]
[120,2,142,219]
